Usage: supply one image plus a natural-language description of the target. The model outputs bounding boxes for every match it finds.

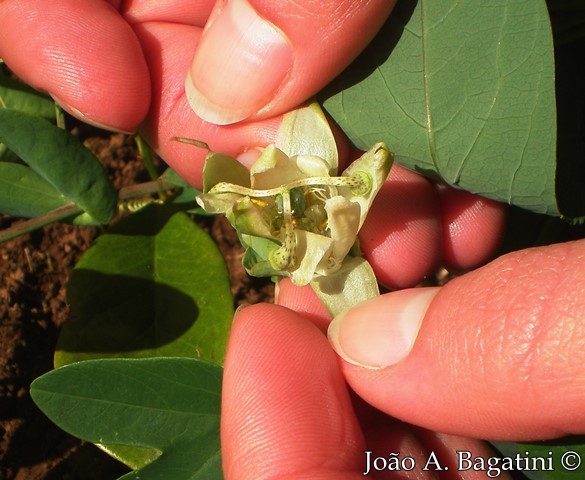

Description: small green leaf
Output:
[159,168,204,214]
[56,205,234,366]
[0,162,70,217]
[321,0,557,215]
[0,109,117,223]
[0,68,56,118]
[240,234,282,277]
[30,358,223,480]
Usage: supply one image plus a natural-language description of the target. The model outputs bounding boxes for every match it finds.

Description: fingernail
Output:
[51,95,134,134]
[327,288,439,369]
[185,0,293,125]
[235,303,250,316]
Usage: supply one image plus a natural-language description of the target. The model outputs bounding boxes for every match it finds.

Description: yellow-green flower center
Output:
[207,172,372,272]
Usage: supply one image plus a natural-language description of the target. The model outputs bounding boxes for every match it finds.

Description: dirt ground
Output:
[0,128,273,479]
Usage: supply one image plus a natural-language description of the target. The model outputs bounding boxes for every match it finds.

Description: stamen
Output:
[209,173,372,199]
[269,188,297,271]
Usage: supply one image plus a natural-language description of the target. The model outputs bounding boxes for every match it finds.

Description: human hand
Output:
[221,169,513,478]
[0,0,505,280]
[224,303,509,480]
[0,0,395,187]
[223,197,585,479]
[224,237,585,479]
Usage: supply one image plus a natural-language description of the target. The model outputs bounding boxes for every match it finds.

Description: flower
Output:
[196,143,393,286]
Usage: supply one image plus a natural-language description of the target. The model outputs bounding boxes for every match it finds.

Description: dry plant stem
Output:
[0,179,177,243]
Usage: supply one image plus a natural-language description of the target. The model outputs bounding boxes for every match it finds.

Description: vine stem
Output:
[0,179,176,243]
[135,136,159,181]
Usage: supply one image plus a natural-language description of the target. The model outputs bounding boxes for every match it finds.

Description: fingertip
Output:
[328,288,439,370]
[185,0,293,125]
[359,166,442,289]
[222,303,364,478]
[0,0,150,132]
[133,21,280,189]
[275,278,332,332]
[335,241,585,440]
[438,186,507,270]
[184,0,396,124]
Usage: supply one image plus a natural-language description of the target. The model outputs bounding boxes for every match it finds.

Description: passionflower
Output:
[196,142,393,287]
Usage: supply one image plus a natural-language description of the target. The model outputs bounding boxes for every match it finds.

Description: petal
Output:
[289,230,333,286]
[229,196,274,238]
[250,145,302,189]
[275,102,338,174]
[316,196,361,275]
[196,192,242,214]
[202,152,251,192]
[240,234,283,278]
[311,256,380,317]
[293,154,331,178]
[340,143,393,229]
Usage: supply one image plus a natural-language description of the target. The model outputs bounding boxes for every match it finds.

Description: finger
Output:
[274,278,332,332]
[359,165,442,290]
[133,21,281,187]
[437,185,507,271]
[0,0,150,132]
[413,430,513,480]
[328,240,585,440]
[185,0,396,125]
[222,304,366,479]
[122,0,215,25]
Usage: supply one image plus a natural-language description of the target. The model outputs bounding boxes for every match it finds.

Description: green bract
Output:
[197,143,393,287]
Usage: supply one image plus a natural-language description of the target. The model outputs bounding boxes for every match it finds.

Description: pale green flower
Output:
[196,143,393,287]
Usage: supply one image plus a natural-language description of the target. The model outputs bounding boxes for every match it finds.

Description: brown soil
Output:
[0,128,273,479]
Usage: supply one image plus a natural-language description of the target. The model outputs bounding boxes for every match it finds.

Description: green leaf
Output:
[0,162,70,217]
[55,205,233,469]
[0,109,117,223]
[30,358,223,480]
[159,168,205,214]
[321,0,557,215]
[240,234,282,278]
[0,67,56,118]
[56,205,234,366]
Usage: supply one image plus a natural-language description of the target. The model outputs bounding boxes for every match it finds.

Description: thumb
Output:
[328,240,585,441]
[185,0,396,125]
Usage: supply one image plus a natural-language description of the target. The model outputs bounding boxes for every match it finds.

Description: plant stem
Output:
[0,203,83,242]
[135,136,158,181]
[54,104,66,129]
[0,179,177,243]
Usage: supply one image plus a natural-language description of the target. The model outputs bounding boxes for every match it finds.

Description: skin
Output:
[2,1,582,479]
